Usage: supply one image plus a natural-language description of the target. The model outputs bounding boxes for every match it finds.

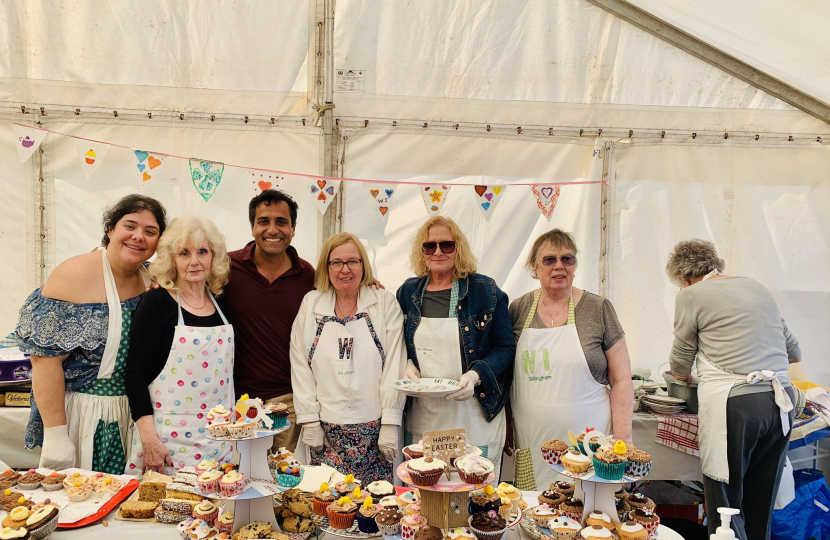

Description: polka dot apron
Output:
[127,291,234,473]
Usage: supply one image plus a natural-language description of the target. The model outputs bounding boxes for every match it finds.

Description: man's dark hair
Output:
[248,189,299,227]
[101,194,167,246]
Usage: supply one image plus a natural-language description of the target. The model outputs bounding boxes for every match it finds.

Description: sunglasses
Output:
[540,254,577,267]
[421,241,456,255]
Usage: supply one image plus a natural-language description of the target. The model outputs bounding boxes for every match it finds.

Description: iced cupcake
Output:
[356,498,381,534]
[560,450,591,474]
[401,514,428,540]
[24,506,58,539]
[558,497,584,523]
[615,498,632,522]
[455,455,494,485]
[626,491,656,513]
[207,419,231,438]
[584,511,613,530]
[219,470,246,497]
[630,508,660,538]
[532,504,559,527]
[313,483,336,515]
[548,516,581,540]
[374,506,403,535]
[468,510,507,540]
[445,527,476,540]
[206,405,233,423]
[538,489,565,509]
[415,525,444,540]
[366,480,396,502]
[333,475,361,497]
[197,470,223,495]
[226,416,256,438]
[591,441,628,481]
[402,440,425,461]
[348,487,369,506]
[215,512,234,534]
[406,501,422,517]
[406,457,446,487]
[17,472,43,491]
[328,496,359,530]
[397,489,420,508]
[192,500,219,526]
[469,485,501,514]
[616,520,647,540]
[624,448,652,478]
[496,483,522,511]
[196,458,220,475]
[39,474,65,493]
[550,480,574,499]
[580,525,613,539]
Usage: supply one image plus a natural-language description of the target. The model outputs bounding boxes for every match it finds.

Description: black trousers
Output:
[703,387,795,540]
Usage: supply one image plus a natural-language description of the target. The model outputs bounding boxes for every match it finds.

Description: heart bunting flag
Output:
[530,185,562,221]
[134,149,174,183]
[11,124,47,163]
[473,185,506,221]
[75,139,109,179]
[421,185,451,216]
[189,159,225,202]
[309,178,341,214]
[364,183,397,221]
[249,170,284,193]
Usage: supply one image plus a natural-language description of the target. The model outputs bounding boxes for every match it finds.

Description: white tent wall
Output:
[608,140,830,385]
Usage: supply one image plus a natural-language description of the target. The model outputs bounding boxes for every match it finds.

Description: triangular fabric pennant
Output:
[309,178,341,214]
[421,185,451,216]
[134,149,176,183]
[11,124,47,163]
[74,139,110,179]
[472,185,506,221]
[590,140,604,183]
[364,183,397,222]
[530,185,562,221]
[189,159,225,202]
[248,170,284,193]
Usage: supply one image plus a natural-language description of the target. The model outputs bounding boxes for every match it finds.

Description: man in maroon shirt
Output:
[223,190,315,451]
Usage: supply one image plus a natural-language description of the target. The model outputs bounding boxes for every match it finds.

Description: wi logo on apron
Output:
[339,338,354,360]
[521,349,551,375]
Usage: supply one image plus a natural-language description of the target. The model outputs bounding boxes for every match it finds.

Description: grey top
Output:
[509,290,625,385]
[670,277,800,396]
[421,288,466,371]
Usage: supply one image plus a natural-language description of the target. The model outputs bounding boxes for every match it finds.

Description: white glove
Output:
[39,425,76,471]
[377,425,398,461]
[449,370,479,401]
[301,422,326,450]
[405,360,421,383]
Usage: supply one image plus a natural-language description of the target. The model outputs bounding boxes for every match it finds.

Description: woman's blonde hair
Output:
[149,215,230,295]
[409,217,477,280]
[315,233,375,292]
[525,229,579,279]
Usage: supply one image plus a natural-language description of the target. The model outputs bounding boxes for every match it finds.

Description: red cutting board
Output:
[57,479,139,528]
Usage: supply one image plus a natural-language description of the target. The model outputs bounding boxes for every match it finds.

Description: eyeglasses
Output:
[540,254,577,267]
[328,259,363,270]
[421,241,456,255]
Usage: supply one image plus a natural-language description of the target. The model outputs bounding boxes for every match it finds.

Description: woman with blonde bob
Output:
[290,233,406,482]
[125,215,235,473]
[396,217,515,480]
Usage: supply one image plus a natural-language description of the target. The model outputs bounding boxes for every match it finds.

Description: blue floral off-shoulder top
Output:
[15,288,143,449]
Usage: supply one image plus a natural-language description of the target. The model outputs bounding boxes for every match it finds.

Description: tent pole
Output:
[318,0,338,250]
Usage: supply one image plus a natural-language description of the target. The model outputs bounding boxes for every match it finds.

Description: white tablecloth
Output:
[0,406,40,468]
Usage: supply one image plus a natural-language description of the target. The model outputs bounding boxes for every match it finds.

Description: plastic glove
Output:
[142,433,174,474]
[405,360,421,383]
[449,370,479,401]
[302,422,325,450]
[377,424,398,461]
[39,425,76,471]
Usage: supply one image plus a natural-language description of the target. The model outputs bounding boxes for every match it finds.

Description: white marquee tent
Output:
[1,0,829,387]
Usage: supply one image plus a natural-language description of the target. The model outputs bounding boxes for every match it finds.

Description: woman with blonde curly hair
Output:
[125,215,234,473]
[396,217,515,480]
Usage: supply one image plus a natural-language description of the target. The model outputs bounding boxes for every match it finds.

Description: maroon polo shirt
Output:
[224,242,315,401]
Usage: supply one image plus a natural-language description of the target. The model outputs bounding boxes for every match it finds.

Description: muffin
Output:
[197,470,223,495]
[558,497,584,523]
[374,506,403,535]
[93,475,122,495]
[615,498,632,522]
[401,514,428,540]
[580,525,613,539]
[548,516,581,540]
[226,416,256,438]
[187,521,219,540]
[24,506,59,539]
[576,430,600,455]
[406,457,446,486]
[39,474,65,492]
[445,527,476,540]
[366,480,396,502]
[192,500,219,526]
[177,517,202,538]
[415,525,444,540]
[468,510,507,540]
[560,451,591,474]
[17,472,43,491]
[584,511,613,530]
[616,520,648,540]
[356,498,381,534]
[313,483,336,515]
[537,490,565,508]
[215,512,234,534]
[497,496,513,520]
[276,464,304,488]
[455,455,494,485]
[62,472,88,488]
[264,401,290,428]
[66,485,92,502]
[624,448,652,478]
[626,492,656,513]
[327,496,359,530]
[630,508,660,538]
[402,440,425,461]
[219,470,246,497]
[532,504,559,527]
[614,488,628,501]
[469,485,501,514]
[591,442,628,481]
[541,439,569,465]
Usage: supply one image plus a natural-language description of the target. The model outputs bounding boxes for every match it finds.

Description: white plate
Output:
[390,378,461,397]
[643,395,685,404]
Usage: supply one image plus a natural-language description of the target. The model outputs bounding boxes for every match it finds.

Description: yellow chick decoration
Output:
[337,496,352,506]
[235,394,250,416]
[362,497,374,510]
[353,487,362,498]
[321,482,330,492]
[483,485,495,496]
[614,440,627,455]
[345,474,354,484]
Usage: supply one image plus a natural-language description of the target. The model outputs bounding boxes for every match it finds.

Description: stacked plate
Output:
[642,394,686,414]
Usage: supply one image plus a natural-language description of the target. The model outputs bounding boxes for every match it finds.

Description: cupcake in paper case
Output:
[93,475,122,496]
[626,491,656,513]
[207,419,231,438]
[219,470,246,497]
[615,498,632,522]
[333,474,361,497]
[0,526,29,539]
[469,485,501,514]
[263,401,290,428]
[591,442,628,481]
[580,524,614,539]
[348,487,370,507]
[197,470,223,495]
[547,516,581,540]
[17,472,43,491]
[196,458,220,475]
[313,483,336,516]
[558,497,584,524]
[468,510,507,540]
[532,504,559,527]
[541,439,569,466]
[402,440,425,461]
[24,506,58,540]
[206,404,233,423]
[455,454,495,485]
[614,487,628,501]
[444,527,476,540]
[328,496,359,530]
[176,518,201,538]
[550,481,574,499]
[227,416,256,439]
[624,448,652,478]
[538,489,565,509]
[401,514,428,539]
[414,526,444,540]
[616,520,648,540]
[496,482,522,511]
[560,450,591,474]
[450,444,483,469]
[379,495,401,509]
[406,456,447,487]
[406,501,422,516]
[630,508,660,538]
[276,465,304,488]
[39,473,65,492]
[397,489,420,508]
[585,510,614,530]
[374,506,403,535]
[215,512,234,535]
[497,496,513,521]
[365,480,395,503]
[187,521,220,540]
[192,500,219,526]
[356,498,381,534]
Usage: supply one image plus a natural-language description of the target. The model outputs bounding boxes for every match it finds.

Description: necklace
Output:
[180,291,208,310]
[335,297,358,319]
[540,291,570,327]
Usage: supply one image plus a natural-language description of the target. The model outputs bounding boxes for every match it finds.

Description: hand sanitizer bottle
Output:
[710,507,740,539]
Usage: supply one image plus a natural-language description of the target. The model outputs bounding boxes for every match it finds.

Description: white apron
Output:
[126,290,235,474]
[511,290,612,490]
[407,283,506,481]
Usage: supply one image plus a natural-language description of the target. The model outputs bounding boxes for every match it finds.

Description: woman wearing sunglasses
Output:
[396,217,515,480]
[507,229,634,488]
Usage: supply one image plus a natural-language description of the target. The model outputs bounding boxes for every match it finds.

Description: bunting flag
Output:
[473,185,506,221]
[189,159,225,202]
[590,140,604,183]
[309,178,341,214]
[421,185,451,216]
[531,185,562,221]
[11,124,47,163]
[134,149,177,183]
[75,139,110,179]
[365,183,397,221]
[248,170,284,193]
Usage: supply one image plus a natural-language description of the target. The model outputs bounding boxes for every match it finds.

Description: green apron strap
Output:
[524,290,575,329]
[92,419,126,474]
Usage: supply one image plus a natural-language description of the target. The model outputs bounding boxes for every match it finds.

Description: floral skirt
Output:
[310,419,392,483]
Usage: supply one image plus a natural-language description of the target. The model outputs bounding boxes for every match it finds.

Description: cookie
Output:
[282,489,314,518]
[233,521,272,539]
[268,533,291,540]
[282,515,314,533]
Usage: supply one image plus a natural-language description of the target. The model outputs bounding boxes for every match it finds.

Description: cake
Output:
[62,473,88,488]
[227,416,256,439]
[16,472,43,490]
[24,506,58,539]
[450,444,483,469]
[206,419,231,438]
[538,489,565,508]
[548,516,581,540]
[167,482,203,502]
[401,514,428,539]
[333,475,361,496]
[379,495,400,509]
[630,508,660,537]
[0,471,19,487]
[192,500,219,526]
[402,440,424,461]
[626,491,656,513]
[1,507,29,529]
[468,510,507,540]
[177,517,202,538]
[496,482,522,511]
[615,498,631,522]
[120,501,158,519]
[454,455,494,484]
[155,505,191,524]
[415,525,444,540]
[406,457,446,486]
[196,458,220,475]
[206,405,233,423]
[396,489,419,508]
[197,470,223,495]
[580,525,614,539]
[560,450,592,473]
[0,527,30,540]
[215,512,234,534]
[445,527,476,540]
[356,498,381,534]
[219,470,246,497]
[264,401,290,428]
[531,503,558,527]
[347,487,368,506]
[625,447,652,477]
[39,473,65,492]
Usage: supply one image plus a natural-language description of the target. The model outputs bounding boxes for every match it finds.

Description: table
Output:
[632,412,702,481]
[0,406,40,468]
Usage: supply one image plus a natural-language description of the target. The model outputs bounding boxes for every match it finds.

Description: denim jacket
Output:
[396,273,515,421]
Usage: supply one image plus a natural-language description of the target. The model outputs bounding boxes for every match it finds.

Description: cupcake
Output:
[356,498,381,534]
[313,483,336,515]
[616,520,647,540]
[469,485,501,514]
[576,429,600,455]
[192,500,219,526]
[630,508,660,538]
[415,525,443,540]
[614,488,628,501]
[93,475,122,495]
[558,497,584,523]
[624,448,652,478]
[219,470,246,497]
[538,490,565,508]
[468,510,507,540]
[367,480,396,502]
[17,472,43,491]
[2,507,30,529]
[196,458,220,475]
[584,511,613,530]
[66,484,91,502]
[532,504,559,527]
[379,496,400,509]
[0,526,28,540]
[215,512,234,534]
[548,516,581,540]
[560,451,592,474]
[406,457,446,487]
[62,472,88,488]
[188,521,219,540]
[591,442,628,481]
[348,487,369,506]
[177,518,201,538]
[550,481,574,498]
[197,470,223,495]
[497,496,513,521]
[206,419,231,438]
[276,464,304,488]
[374,506,403,535]
[541,439,569,465]
[24,506,58,540]
[0,471,19,487]
[615,498,632,522]
[401,514,428,540]
[496,483,522,511]
[402,440,425,461]
[397,489,420,508]
[333,475,361,497]
[445,527,476,540]
[455,455,494,485]
[328,496,358,530]
[626,492,656,513]
[580,525,613,539]
[263,401,290,429]
[206,405,233,423]
[226,416,256,438]
[39,473,65,492]
[406,501,422,517]
[451,445,483,469]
